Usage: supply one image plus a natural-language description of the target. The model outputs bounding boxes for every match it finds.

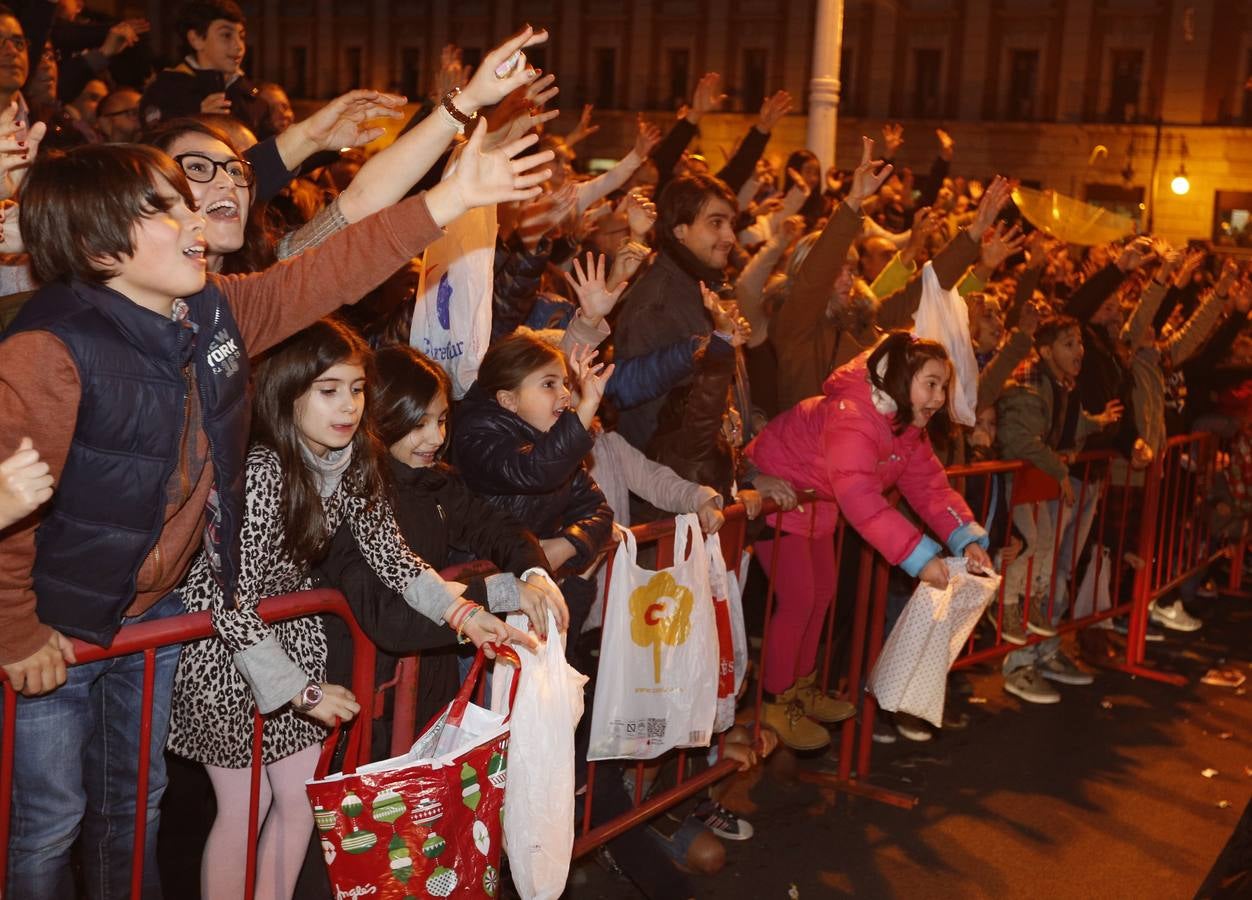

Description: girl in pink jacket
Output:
[746,331,992,749]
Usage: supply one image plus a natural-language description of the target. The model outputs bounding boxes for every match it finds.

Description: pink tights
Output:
[756,532,836,694]
[202,744,321,900]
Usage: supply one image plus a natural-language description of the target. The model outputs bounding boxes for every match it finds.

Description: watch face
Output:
[303,684,323,707]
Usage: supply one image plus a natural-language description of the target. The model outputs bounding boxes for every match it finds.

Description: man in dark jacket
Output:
[613,173,738,450]
[139,0,266,134]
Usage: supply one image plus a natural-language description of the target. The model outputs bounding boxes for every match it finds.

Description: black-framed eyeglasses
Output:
[0,35,28,53]
[174,152,254,188]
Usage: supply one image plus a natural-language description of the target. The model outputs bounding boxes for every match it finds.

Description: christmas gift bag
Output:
[868,558,1000,727]
[588,515,719,760]
[306,645,521,899]
[707,535,749,734]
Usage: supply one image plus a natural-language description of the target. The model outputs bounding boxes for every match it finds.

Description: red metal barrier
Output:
[0,588,376,900]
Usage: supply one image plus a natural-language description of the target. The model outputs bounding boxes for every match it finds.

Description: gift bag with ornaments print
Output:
[588,515,719,760]
[868,558,1000,727]
[306,645,520,899]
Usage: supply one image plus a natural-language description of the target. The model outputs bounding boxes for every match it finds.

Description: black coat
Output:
[315,458,547,758]
[451,382,613,573]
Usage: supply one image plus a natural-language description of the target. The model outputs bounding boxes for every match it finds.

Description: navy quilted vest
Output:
[6,277,249,646]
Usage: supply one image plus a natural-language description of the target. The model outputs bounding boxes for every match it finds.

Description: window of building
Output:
[1006,49,1038,120]
[288,45,308,98]
[911,48,942,118]
[1085,182,1145,229]
[1214,191,1252,247]
[594,47,617,108]
[741,48,767,112]
[668,48,690,109]
[399,47,420,99]
[343,47,362,94]
[1107,49,1143,123]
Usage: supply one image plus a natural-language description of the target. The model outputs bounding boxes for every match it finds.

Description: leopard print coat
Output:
[168,445,436,769]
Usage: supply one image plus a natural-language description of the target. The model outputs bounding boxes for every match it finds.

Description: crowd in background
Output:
[1,1,1251,898]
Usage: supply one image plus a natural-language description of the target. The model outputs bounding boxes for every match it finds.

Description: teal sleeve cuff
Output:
[947,522,989,555]
[900,535,943,578]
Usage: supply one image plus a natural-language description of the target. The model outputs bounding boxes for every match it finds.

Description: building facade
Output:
[124,0,1252,244]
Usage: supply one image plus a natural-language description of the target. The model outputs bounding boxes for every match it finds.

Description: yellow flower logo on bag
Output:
[629,572,694,683]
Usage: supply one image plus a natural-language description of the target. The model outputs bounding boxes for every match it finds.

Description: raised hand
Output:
[882,122,904,157]
[461,25,550,112]
[607,240,651,291]
[298,89,407,152]
[1115,236,1155,273]
[687,72,727,124]
[565,103,600,148]
[426,123,554,226]
[980,221,1026,272]
[785,166,811,198]
[969,175,1014,237]
[901,205,941,266]
[936,128,955,162]
[101,18,149,57]
[843,136,893,210]
[517,179,576,249]
[756,90,793,132]
[0,102,45,202]
[624,189,657,240]
[634,115,662,159]
[1216,256,1241,295]
[565,252,627,326]
[779,214,806,244]
[0,437,52,529]
[568,344,615,428]
[434,44,470,99]
[1018,300,1042,338]
[485,73,560,147]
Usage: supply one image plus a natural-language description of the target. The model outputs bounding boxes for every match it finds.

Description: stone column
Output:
[807,0,844,171]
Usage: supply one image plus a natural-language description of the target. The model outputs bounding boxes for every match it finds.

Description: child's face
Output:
[498,359,571,433]
[165,133,250,263]
[389,388,449,469]
[910,359,949,427]
[188,18,245,73]
[971,406,997,448]
[970,301,1004,354]
[1041,326,1084,381]
[295,361,366,458]
[106,179,207,314]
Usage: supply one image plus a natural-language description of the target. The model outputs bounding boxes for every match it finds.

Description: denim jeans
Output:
[5,592,184,900]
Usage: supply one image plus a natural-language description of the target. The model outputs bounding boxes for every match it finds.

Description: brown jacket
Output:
[770,201,980,412]
[0,196,442,664]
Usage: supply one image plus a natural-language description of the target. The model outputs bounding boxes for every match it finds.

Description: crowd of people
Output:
[0,1,1250,897]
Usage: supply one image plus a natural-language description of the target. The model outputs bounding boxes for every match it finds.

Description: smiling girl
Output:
[745,331,993,751]
[166,320,530,900]
[452,332,615,638]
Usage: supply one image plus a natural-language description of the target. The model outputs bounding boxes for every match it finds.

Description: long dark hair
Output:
[145,117,278,275]
[867,331,954,440]
[373,345,452,448]
[252,318,386,568]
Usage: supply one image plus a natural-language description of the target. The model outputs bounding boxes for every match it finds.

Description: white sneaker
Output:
[1150,600,1202,632]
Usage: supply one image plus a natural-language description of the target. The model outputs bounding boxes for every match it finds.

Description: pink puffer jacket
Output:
[746,352,986,576]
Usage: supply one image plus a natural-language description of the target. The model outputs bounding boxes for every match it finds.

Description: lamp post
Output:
[807,0,845,174]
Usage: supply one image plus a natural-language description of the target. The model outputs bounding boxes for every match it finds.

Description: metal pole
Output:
[807,0,845,173]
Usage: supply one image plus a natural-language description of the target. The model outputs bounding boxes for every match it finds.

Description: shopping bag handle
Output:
[315,709,367,779]
[448,642,521,729]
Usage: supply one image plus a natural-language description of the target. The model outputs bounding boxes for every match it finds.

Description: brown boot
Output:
[761,687,830,752]
[794,671,857,724]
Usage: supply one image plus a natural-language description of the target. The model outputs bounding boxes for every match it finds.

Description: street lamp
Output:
[1171,163,1190,196]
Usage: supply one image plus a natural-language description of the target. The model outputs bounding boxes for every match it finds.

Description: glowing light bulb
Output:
[1171,174,1191,195]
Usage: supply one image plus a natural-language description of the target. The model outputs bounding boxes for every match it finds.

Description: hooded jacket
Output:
[746,352,987,576]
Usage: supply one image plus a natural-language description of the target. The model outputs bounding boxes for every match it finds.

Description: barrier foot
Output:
[795,770,919,810]
[1109,662,1188,686]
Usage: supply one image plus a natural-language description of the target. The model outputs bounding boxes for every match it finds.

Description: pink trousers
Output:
[755,532,837,694]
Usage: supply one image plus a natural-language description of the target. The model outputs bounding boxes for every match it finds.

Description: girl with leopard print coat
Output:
[166,320,534,900]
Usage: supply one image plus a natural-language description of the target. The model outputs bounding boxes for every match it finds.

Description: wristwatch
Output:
[294,680,323,713]
[439,88,478,133]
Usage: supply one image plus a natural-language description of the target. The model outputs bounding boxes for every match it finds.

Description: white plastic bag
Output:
[410,147,497,399]
[589,515,719,760]
[868,558,1000,727]
[491,610,587,900]
[1072,544,1112,619]
[912,262,979,426]
[707,537,749,734]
